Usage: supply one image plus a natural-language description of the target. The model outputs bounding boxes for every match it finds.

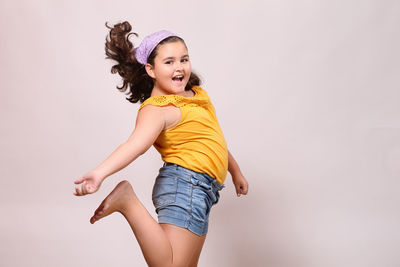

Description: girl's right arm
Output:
[73,105,165,196]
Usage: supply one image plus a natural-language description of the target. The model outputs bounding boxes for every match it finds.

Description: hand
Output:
[73,170,103,196]
[232,173,249,197]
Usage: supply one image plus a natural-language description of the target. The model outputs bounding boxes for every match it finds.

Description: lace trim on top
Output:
[138,86,209,110]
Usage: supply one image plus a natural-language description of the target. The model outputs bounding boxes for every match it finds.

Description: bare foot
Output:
[90,180,137,224]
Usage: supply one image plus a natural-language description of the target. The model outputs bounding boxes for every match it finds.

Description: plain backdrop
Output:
[1,0,399,266]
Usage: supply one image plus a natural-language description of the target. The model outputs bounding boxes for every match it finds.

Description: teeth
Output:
[172,75,184,82]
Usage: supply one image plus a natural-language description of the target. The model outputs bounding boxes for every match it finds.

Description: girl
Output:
[73,21,248,267]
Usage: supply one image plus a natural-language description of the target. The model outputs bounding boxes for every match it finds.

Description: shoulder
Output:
[137,103,165,116]
[193,86,212,102]
[136,102,185,132]
[136,104,165,125]
[193,85,208,95]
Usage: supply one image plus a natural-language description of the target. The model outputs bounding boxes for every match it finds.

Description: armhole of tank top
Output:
[138,102,183,132]
[164,104,184,132]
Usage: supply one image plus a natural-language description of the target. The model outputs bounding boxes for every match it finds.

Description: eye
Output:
[181,58,189,62]
[165,61,173,65]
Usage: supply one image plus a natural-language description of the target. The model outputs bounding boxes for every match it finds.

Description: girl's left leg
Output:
[89,180,208,267]
[90,180,173,267]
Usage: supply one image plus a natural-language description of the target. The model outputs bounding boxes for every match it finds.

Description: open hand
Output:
[73,171,103,196]
[232,173,249,197]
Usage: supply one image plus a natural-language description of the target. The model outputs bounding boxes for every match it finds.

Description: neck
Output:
[150,85,194,98]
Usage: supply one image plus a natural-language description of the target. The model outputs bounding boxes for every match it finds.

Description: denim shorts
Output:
[152,162,225,236]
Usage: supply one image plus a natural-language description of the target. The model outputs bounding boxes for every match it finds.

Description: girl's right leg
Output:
[90,180,206,267]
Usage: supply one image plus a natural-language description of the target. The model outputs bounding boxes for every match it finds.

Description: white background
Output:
[0,0,399,266]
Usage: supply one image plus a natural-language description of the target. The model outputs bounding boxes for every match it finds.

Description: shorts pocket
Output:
[152,175,178,212]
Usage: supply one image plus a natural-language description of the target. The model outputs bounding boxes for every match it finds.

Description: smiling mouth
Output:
[172,75,184,82]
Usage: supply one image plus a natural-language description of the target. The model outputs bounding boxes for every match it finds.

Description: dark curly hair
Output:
[104,21,201,104]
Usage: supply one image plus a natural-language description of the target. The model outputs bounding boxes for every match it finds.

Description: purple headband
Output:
[134,30,178,65]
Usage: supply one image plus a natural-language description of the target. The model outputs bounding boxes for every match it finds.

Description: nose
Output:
[175,61,184,71]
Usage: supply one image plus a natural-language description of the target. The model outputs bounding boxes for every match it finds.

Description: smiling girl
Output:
[73,21,248,267]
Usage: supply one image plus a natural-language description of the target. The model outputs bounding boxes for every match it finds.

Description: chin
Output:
[172,84,187,91]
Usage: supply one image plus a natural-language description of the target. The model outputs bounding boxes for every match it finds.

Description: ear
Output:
[145,63,156,79]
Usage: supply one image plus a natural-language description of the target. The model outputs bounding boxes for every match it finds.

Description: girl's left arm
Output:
[228,150,249,196]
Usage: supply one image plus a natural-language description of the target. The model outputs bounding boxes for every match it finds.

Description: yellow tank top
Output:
[138,86,228,185]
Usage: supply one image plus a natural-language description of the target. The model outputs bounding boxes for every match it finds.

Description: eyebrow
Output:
[163,54,189,61]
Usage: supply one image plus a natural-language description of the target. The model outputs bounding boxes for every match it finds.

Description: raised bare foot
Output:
[90,180,136,224]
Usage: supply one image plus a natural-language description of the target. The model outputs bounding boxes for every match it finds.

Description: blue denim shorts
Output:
[152,162,225,236]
